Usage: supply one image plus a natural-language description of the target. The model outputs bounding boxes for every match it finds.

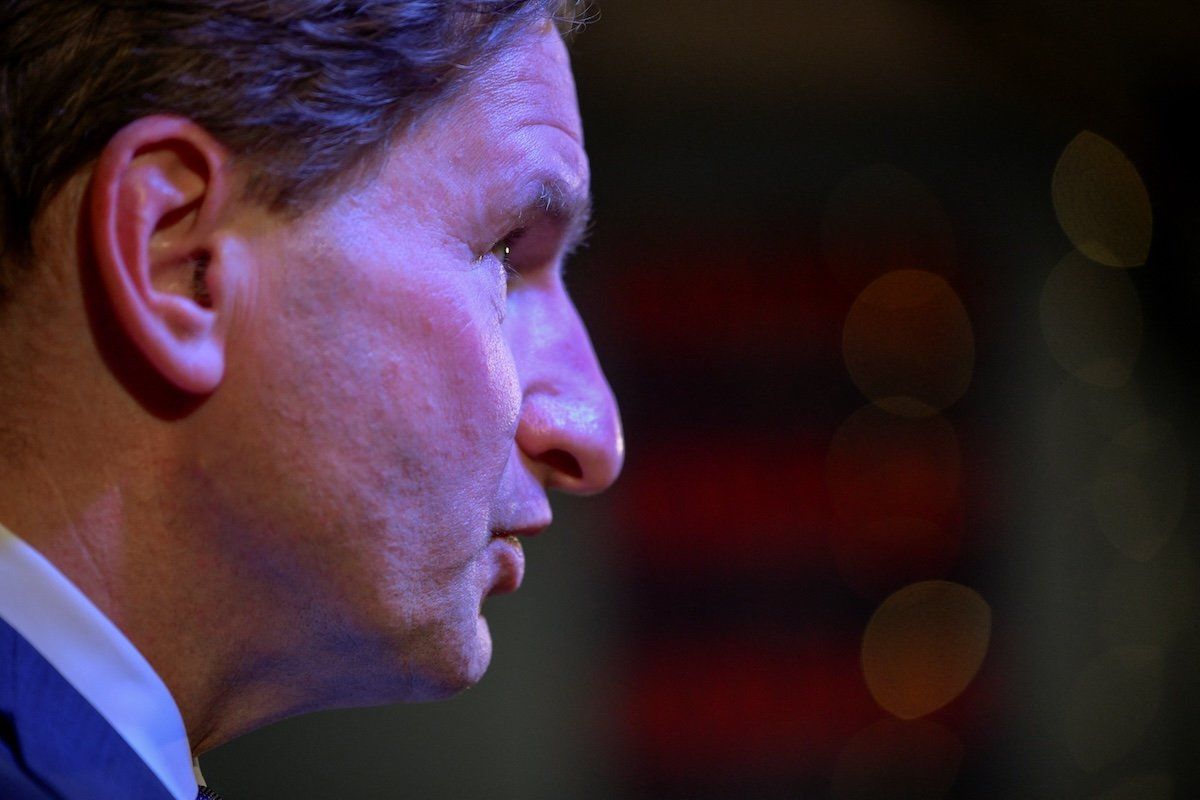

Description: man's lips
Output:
[485,522,548,597]
[486,535,525,597]
[491,524,549,539]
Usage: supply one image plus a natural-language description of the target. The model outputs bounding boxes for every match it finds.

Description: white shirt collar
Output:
[0,522,199,800]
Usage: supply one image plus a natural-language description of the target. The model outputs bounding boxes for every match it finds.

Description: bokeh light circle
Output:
[830,717,963,800]
[1052,131,1153,268]
[1042,380,1146,480]
[861,580,991,719]
[822,165,956,294]
[843,270,974,417]
[831,516,962,600]
[1092,418,1188,561]
[1040,251,1143,387]
[1060,648,1162,772]
[1096,541,1197,653]
[827,404,961,527]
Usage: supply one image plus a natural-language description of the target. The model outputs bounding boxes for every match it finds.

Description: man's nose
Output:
[512,301,624,495]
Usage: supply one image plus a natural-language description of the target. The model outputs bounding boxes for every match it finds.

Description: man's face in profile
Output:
[195,22,621,704]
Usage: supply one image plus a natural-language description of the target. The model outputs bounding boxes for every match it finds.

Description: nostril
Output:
[540,448,583,481]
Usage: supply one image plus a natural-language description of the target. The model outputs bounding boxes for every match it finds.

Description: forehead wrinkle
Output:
[468,29,582,142]
[475,112,587,214]
[474,24,575,99]
[372,25,584,254]
[431,85,583,216]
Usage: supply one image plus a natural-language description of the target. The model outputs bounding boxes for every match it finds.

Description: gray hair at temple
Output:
[0,0,584,302]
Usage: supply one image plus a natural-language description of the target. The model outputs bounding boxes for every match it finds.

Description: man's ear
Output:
[90,115,238,395]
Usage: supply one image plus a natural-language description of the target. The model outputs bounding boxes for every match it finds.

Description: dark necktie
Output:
[197,787,223,799]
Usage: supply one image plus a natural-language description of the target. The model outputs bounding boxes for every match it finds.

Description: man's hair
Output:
[0,0,582,302]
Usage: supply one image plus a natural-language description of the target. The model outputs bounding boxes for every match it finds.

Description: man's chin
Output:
[400,614,494,703]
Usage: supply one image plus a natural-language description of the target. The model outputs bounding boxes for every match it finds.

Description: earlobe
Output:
[90,115,235,395]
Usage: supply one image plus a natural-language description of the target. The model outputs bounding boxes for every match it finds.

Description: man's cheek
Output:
[435,286,522,437]
[487,332,522,437]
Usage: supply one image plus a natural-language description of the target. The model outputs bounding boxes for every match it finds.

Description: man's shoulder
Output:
[0,617,178,800]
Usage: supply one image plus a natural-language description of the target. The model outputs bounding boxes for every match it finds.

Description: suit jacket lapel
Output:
[0,616,178,800]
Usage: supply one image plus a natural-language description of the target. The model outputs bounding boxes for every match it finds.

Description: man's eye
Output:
[489,230,525,282]
[490,239,512,269]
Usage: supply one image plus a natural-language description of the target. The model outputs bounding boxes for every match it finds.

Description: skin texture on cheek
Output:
[276,233,511,529]
[193,177,521,698]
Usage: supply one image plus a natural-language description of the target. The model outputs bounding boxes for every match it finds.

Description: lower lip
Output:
[487,535,525,597]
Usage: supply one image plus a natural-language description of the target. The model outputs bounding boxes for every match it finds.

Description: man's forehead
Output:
[340,23,586,236]
[444,24,581,141]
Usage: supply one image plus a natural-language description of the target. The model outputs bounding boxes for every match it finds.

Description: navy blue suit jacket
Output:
[0,616,178,799]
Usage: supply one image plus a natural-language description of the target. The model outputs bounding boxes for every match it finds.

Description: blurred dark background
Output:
[205,1,1200,797]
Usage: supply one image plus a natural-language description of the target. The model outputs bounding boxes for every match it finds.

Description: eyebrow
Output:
[520,176,593,257]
